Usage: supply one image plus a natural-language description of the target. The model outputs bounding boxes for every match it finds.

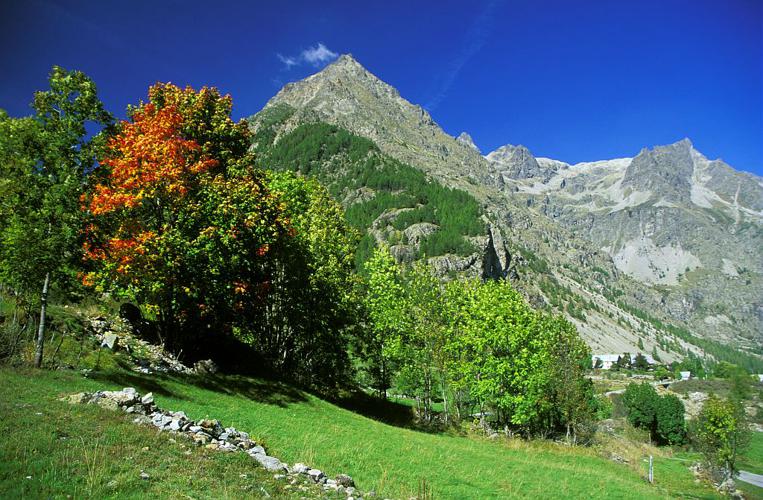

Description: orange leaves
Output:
[87,100,217,216]
[81,81,292,334]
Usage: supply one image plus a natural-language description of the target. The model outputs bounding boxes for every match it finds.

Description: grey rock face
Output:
[403,222,439,246]
[456,132,480,153]
[621,138,694,202]
[253,454,287,472]
[486,144,558,181]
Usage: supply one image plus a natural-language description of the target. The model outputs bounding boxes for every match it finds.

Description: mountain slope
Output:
[488,138,763,350]
[250,54,762,368]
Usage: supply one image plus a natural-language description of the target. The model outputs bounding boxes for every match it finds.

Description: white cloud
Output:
[277,54,298,69]
[302,43,338,66]
[277,42,338,70]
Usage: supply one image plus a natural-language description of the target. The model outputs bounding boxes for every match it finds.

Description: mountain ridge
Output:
[251,53,762,363]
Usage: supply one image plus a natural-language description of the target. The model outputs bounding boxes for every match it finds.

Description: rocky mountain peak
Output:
[261,53,492,187]
[486,144,558,181]
[622,138,697,201]
[456,132,480,153]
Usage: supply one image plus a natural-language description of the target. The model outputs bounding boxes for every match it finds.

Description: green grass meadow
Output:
[0,365,726,499]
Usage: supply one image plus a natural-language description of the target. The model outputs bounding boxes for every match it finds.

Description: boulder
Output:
[193,359,219,375]
[253,454,287,472]
[141,392,154,405]
[335,474,355,487]
[248,445,266,456]
[101,333,119,350]
[307,469,325,482]
[192,433,212,446]
[61,393,90,405]
[95,397,120,411]
[100,389,138,407]
[292,463,309,474]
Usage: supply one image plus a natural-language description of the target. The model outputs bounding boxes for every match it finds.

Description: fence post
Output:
[648,455,653,484]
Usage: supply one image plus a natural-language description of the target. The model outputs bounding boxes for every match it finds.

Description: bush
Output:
[623,382,687,445]
[692,395,751,482]
[622,383,659,432]
[655,394,686,444]
[595,395,613,420]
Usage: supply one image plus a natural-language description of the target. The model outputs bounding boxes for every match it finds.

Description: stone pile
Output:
[88,316,193,375]
[63,387,366,499]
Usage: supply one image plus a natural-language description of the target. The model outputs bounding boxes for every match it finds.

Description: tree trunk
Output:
[441,383,449,425]
[34,272,50,368]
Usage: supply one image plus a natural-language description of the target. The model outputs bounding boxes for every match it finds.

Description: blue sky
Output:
[1,0,761,173]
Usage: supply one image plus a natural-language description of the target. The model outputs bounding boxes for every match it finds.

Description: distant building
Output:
[679,371,691,380]
[592,353,656,370]
[592,354,620,370]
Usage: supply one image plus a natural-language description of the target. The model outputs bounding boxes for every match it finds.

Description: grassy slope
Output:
[739,432,763,475]
[0,370,301,499]
[737,432,763,500]
[0,366,721,499]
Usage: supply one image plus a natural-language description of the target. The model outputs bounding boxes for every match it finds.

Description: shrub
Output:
[622,383,658,433]
[692,395,751,482]
[655,394,686,444]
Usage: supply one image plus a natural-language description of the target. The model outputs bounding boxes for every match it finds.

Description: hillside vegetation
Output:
[252,110,485,268]
[0,366,721,499]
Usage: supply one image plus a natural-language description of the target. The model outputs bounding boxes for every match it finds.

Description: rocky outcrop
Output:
[88,316,192,375]
[486,144,558,181]
[621,138,694,203]
[63,388,365,499]
[456,132,480,153]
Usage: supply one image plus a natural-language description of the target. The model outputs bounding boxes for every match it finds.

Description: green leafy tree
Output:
[548,314,596,442]
[0,67,112,367]
[365,246,409,398]
[622,382,659,434]
[250,171,360,386]
[693,395,751,482]
[655,394,686,444]
[633,352,649,371]
[445,278,592,435]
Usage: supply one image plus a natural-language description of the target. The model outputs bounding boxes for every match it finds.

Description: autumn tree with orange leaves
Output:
[82,84,289,349]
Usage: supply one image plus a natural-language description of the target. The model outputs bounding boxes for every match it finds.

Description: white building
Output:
[679,371,691,380]
[592,353,657,370]
[592,354,621,370]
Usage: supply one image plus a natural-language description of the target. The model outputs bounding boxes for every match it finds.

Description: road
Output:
[738,470,763,489]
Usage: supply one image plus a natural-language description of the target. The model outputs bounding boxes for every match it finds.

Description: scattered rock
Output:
[64,387,364,498]
[336,474,355,487]
[141,392,154,405]
[292,463,309,474]
[307,469,325,482]
[253,454,286,472]
[61,393,90,405]
[193,359,219,375]
[101,333,119,350]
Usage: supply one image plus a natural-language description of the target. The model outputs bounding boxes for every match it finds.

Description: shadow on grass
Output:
[182,372,309,408]
[87,357,308,408]
[328,390,450,434]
